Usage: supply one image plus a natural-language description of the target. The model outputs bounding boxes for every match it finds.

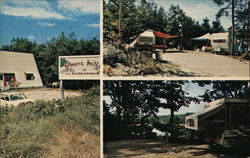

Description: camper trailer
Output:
[129,29,178,50]
[0,51,43,91]
[192,32,241,54]
[185,98,250,147]
[211,32,229,53]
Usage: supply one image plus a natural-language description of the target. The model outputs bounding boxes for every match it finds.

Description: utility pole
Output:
[231,0,235,56]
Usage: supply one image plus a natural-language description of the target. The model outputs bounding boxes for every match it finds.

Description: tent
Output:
[0,51,43,90]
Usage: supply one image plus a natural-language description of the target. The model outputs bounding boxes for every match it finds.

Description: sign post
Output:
[58,55,100,100]
[59,80,64,99]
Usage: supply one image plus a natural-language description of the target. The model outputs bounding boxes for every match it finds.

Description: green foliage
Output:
[213,0,249,41]
[195,81,249,102]
[1,38,37,53]
[0,86,100,157]
[211,19,225,33]
[103,45,127,67]
[104,0,225,50]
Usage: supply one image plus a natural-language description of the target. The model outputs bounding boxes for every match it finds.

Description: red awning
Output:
[153,31,178,38]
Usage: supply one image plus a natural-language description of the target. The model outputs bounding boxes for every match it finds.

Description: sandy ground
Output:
[163,51,249,77]
[104,139,244,158]
[12,88,81,101]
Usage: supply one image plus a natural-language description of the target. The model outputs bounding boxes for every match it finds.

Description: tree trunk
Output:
[170,108,174,142]
[231,0,235,56]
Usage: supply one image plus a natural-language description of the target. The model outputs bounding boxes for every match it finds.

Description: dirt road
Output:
[14,88,81,100]
[104,139,241,158]
[162,51,249,77]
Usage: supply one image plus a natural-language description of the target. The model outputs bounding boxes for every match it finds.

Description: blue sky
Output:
[158,82,213,115]
[155,0,231,29]
[0,0,100,46]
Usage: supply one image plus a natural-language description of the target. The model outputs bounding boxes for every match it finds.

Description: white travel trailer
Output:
[210,32,229,53]
[0,51,43,91]
[192,32,241,54]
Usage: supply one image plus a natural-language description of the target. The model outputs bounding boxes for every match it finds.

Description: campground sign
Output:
[59,55,100,80]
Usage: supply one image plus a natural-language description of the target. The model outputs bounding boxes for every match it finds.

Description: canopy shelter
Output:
[190,33,212,50]
[185,98,250,131]
[153,31,178,39]
[129,29,179,49]
[191,33,212,41]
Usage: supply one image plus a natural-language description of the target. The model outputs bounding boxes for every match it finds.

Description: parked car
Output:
[0,92,34,107]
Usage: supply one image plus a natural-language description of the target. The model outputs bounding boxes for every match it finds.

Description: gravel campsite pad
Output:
[104,139,237,158]
[104,51,249,77]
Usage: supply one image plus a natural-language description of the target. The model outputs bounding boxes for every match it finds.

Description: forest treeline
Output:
[104,0,249,49]
[1,33,100,86]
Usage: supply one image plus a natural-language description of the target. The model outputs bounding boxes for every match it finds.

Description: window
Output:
[213,39,226,43]
[186,119,195,127]
[25,73,35,80]
[0,75,3,80]
[139,37,153,43]
[10,93,27,101]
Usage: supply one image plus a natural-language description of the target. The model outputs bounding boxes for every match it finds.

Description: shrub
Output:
[104,45,127,67]
[242,52,250,60]
[124,49,154,67]
[139,64,163,75]
[44,127,99,158]
[0,86,100,157]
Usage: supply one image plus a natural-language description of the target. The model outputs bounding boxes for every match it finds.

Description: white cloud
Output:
[0,6,67,20]
[57,0,99,14]
[37,22,56,27]
[84,23,99,28]
[0,0,51,8]
[27,35,35,40]
[0,0,69,20]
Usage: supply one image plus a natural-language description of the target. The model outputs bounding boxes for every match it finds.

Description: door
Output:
[4,73,16,87]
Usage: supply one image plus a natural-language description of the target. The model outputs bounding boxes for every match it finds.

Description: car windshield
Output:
[10,93,27,101]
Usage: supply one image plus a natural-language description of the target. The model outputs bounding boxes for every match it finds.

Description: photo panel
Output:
[103,80,250,158]
[0,0,101,157]
[103,0,249,78]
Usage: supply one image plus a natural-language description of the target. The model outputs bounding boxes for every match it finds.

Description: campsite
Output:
[103,80,250,158]
[103,0,249,77]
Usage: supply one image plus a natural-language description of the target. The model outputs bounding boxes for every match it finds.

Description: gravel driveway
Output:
[15,88,81,101]
[162,51,249,77]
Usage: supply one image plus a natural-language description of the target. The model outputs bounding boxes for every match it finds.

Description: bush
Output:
[242,52,250,60]
[104,45,127,67]
[0,86,100,157]
[124,49,154,67]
